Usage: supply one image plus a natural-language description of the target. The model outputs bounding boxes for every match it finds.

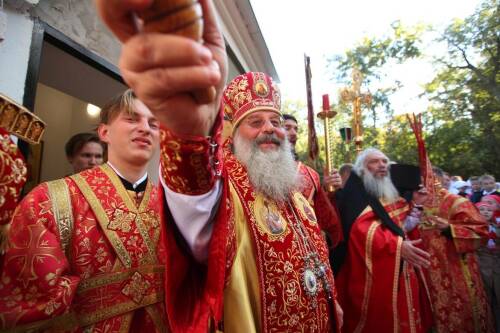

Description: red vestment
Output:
[0,128,27,226]
[336,199,433,333]
[160,128,342,332]
[420,189,494,333]
[297,162,343,248]
[0,164,168,332]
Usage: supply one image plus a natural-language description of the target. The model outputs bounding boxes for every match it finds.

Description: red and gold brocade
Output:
[223,145,340,332]
[161,129,342,332]
[297,162,343,249]
[420,189,494,333]
[0,165,168,332]
[0,128,27,227]
[336,199,433,333]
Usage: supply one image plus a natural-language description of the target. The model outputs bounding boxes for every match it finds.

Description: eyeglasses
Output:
[242,116,283,129]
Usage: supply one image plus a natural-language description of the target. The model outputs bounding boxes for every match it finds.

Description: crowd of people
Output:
[0,1,498,332]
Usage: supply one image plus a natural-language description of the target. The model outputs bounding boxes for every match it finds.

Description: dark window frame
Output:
[20,19,123,156]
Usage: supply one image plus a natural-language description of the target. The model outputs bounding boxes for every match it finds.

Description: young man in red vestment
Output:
[334,148,433,333]
[95,1,342,332]
[418,167,494,333]
[0,90,169,332]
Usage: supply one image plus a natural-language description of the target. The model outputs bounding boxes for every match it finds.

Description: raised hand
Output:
[323,169,342,190]
[94,0,228,136]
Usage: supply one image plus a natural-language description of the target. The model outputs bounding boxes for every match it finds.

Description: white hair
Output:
[353,147,385,176]
[353,147,399,202]
[233,130,301,203]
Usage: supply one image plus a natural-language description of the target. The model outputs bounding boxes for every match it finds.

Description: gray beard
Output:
[233,132,300,203]
[361,170,400,202]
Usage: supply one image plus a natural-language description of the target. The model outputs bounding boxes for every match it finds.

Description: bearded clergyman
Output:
[333,148,434,333]
[159,72,343,332]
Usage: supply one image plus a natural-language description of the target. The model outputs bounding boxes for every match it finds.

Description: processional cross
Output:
[317,94,337,192]
[340,69,372,155]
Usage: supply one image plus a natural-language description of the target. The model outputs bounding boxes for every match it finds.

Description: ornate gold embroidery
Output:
[403,263,417,333]
[354,222,379,333]
[108,209,135,233]
[225,145,334,332]
[393,236,403,332]
[121,271,151,304]
[47,179,74,258]
[77,265,164,293]
[224,77,251,109]
[2,312,79,333]
[71,173,132,268]
[6,223,60,288]
[140,211,160,229]
[100,165,159,264]
[78,293,163,328]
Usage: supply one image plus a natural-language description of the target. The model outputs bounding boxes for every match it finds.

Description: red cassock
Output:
[297,162,343,249]
[335,199,433,333]
[0,164,168,332]
[420,189,494,333]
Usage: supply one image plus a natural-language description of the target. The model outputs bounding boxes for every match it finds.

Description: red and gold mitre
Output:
[0,127,27,225]
[221,72,281,133]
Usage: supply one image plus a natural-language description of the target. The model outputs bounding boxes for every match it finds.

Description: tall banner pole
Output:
[304,54,319,164]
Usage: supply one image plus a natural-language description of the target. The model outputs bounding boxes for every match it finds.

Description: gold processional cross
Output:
[340,69,372,155]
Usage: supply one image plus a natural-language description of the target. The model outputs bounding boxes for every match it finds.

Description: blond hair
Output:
[99,89,136,124]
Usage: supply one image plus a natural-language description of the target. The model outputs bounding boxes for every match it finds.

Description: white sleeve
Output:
[161,175,222,262]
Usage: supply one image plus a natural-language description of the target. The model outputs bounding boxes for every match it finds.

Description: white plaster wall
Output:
[32,0,121,66]
[0,3,33,104]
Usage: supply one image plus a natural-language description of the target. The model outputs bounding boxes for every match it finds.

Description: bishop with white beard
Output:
[161,72,343,332]
[332,147,433,333]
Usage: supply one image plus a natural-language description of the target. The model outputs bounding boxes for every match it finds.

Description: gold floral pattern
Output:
[121,272,151,304]
[160,127,216,195]
[420,191,494,333]
[0,131,27,225]
[224,144,338,332]
[0,166,167,332]
[221,72,282,131]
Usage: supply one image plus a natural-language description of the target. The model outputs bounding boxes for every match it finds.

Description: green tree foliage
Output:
[327,21,426,127]
[281,99,354,176]
[323,0,499,179]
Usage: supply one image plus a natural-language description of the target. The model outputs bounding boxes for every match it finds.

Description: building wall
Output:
[32,0,121,65]
[0,3,33,104]
[1,0,275,186]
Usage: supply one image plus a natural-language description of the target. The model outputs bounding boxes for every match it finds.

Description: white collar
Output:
[107,162,148,189]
